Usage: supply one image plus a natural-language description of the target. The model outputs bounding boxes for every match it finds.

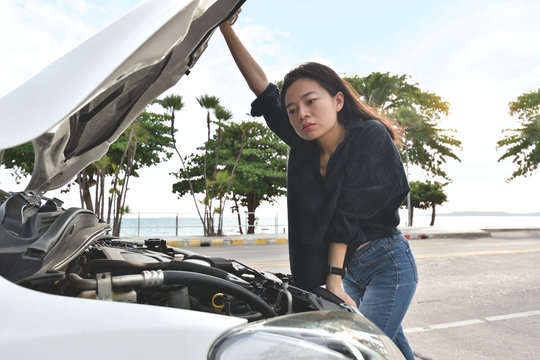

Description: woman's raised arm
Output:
[220,15,269,96]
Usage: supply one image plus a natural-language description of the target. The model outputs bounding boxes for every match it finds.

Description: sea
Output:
[404,214,540,229]
[117,215,288,237]
[116,211,540,237]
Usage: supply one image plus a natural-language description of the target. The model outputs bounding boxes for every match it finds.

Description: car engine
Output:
[0,191,353,322]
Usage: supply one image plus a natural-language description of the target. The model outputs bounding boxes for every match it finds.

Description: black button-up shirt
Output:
[251,84,409,289]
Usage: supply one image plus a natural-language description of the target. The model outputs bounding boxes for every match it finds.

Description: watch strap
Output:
[327,266,346,278]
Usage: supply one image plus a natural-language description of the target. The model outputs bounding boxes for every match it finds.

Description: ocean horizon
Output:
[115,212,540,237]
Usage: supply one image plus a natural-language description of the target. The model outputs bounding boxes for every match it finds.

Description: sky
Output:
[1,0,540,220]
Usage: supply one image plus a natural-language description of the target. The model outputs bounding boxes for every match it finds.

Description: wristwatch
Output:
[327,266,346,278]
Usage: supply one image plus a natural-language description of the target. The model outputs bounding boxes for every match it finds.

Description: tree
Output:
[496,88,540,181]
[403,181,428,226]
[173,121,287,234]
[404,181,448,226]
[92,155,111,220]
[1,110,174,236]
[73,110,174,235]
[345,72,460,227]
[1,142,34,184]
[228,122,287,234]
[171,121,246,236]
[161,94,246,236]
[345,72,462,180]
[108,118,147,235]
[152,94,210,228]
[423,181,448,226]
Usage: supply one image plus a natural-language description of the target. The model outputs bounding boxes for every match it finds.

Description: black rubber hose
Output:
[162,270,277,318]
[66,273,96,291]
[84,259,229,280]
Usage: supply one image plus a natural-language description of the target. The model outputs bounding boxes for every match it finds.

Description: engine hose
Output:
[66,271,164,291]
[162,271,277,318]
[66,273,97,291]
[84,259,229,280]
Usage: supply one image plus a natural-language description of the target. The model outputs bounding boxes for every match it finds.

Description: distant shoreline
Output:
[426,211,540,217]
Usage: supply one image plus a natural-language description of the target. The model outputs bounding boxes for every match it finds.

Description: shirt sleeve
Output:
[325,121,410,246]
[250,83,298,147]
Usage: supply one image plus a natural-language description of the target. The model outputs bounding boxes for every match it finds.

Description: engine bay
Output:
[0,191,353,322]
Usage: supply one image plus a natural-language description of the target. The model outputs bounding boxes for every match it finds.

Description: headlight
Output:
[208,311,405,360]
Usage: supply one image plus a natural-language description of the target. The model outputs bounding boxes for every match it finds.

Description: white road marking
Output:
[485,310,540,321]
[429,319,485,330]
[405,310,540,334]
[405,327,434,334]
[416,248,540,259]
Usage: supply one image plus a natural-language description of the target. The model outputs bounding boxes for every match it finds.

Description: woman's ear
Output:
[335,91,344,112]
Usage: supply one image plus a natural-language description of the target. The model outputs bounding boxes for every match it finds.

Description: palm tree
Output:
[197,95,220,189]
[211,105,234,235]
[153,95,184,144]
[109,119,151,236]
[196,95,222,235]
[154,94,210,232]
[345,72,462,180]
[156,94,230,236]
[346,72,462,226]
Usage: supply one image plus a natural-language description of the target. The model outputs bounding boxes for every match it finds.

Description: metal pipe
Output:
[67,270,164,290]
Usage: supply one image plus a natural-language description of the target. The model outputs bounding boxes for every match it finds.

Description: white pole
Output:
[406,162,412,227]
[137,213,140,237]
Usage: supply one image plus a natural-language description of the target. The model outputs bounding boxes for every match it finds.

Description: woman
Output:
[220,13,418,359]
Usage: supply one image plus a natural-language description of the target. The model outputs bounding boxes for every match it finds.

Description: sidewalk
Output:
[133,226,534,248]
[400,226,492,240]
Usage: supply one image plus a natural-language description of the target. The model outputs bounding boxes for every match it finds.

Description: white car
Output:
[0,1,405,359]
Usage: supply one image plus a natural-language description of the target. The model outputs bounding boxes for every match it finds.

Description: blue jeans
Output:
[342,231,417,360]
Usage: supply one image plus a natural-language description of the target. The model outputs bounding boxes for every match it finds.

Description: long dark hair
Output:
[280,62,401,146]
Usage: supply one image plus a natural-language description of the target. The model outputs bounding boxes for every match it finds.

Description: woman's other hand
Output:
[326,274,358,309]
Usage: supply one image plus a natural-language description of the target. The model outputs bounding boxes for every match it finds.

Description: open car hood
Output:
[0,0,244,193]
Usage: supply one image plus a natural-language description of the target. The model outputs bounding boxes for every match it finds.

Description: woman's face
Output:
[284,77,344,142]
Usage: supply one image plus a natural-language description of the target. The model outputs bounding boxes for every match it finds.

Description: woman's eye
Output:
[307,98,316,104]
[288,108,297,115]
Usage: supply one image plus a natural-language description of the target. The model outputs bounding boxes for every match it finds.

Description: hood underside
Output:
[0,0,244,193]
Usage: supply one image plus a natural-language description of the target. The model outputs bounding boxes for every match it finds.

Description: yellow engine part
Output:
[211,292,225,311]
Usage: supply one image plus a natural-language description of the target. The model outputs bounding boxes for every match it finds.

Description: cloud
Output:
[0,0,145,98]
[356,1,540,212]
[0,1,92,96]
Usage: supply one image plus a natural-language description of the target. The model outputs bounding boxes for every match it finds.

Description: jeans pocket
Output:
[354,245,391,267]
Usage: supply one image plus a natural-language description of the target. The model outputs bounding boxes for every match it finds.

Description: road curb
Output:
[161,227,540,248]
[482,228,540,232]
[404,234,429,239]
[166,236,288,248]
[403,230,492,239]
[164,231,491,248]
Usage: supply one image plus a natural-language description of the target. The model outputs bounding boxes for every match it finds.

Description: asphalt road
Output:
[193,230,540,360]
